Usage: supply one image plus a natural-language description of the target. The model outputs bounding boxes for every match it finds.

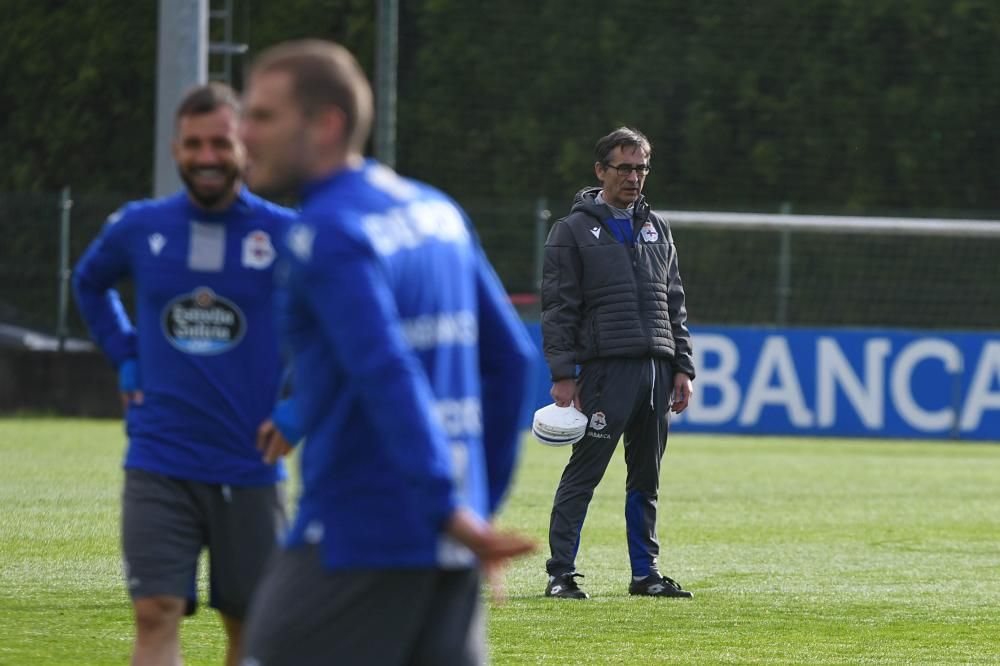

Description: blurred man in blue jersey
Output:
[73,82,299,666]
[238,40,538,665]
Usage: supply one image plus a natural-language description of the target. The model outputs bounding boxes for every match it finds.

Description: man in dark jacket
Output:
[541,127,696,600]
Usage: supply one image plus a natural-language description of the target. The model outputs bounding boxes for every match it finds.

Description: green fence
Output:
[0,191,128,337]
[3,190,999,340]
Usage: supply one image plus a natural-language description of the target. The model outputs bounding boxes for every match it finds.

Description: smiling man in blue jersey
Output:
[237,40,538,666]
[73,83,299,666]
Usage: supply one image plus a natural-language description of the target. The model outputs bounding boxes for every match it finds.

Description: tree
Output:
[0,0,157,193]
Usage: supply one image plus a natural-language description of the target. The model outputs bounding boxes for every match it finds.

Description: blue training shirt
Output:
[73,188,298,486]
[280,160,537,570]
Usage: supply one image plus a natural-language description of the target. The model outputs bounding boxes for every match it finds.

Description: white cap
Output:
[532,403,588,447]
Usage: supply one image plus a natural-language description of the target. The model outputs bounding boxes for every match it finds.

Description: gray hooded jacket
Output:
[541,187,696,381]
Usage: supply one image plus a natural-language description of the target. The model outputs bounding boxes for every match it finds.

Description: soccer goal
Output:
[661,210,1000,331]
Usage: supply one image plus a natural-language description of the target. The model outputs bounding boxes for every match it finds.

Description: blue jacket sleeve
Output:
[476,246,538,515]
[72,213,137,367]
[270,272,304,445]
[299,237,459,530]
[270,396,304,445]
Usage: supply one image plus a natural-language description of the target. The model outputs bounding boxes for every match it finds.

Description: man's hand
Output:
[550,378,580,410]
[256,419,293,464]
[119,389,144,412]
[671,372,693,414]
[446,507,536,603]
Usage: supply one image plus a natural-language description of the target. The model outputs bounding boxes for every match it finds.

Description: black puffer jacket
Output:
[541,187,695,381]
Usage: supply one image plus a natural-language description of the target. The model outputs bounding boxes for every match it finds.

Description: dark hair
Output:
[174,82,241,125]
[594,127,652,164]
[250,39,373,153]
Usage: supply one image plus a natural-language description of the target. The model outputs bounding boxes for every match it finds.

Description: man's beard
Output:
[178,166,240,209]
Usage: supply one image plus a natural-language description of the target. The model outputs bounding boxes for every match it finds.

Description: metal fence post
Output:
[57,186,73,351]
[533,198,550,293]
[374,0,399,168]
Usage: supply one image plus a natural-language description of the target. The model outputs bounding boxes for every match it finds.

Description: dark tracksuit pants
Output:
[546,356,674,579]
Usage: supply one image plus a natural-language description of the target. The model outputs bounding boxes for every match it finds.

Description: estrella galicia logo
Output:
[162,287,246,355]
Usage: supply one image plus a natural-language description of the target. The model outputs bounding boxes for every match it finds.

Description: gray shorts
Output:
[241,545,485,666]
[122,468,287,619]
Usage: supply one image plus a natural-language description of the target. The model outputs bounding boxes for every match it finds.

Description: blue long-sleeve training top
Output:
[73,188,297,486]
[280,160,537,570]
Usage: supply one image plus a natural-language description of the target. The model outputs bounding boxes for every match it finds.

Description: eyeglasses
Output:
[603,162,651,177]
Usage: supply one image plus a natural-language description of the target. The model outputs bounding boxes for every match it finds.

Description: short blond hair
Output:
[251,39,373,153]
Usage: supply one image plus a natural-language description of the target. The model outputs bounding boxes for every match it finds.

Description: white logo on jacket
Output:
[287,224,315,262]
[590,226,601,239]
[640,221,659,243]
[402,311,478,350]
[304,520,325,544]
[362,199,469,257]
[148,233,166,255]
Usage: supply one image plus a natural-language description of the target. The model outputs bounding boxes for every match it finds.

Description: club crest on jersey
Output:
[589,411,607,431]
[242,230,275,269]
[287,224,315,262]
[640,221,659,243]
[148,233,166,255]
[161,287,246,355]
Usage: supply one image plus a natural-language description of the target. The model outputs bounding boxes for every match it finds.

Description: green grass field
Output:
[1,418,998,665]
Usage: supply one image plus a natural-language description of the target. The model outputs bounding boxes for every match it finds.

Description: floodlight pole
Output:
[154,0,208,197]
[374,0,398,168]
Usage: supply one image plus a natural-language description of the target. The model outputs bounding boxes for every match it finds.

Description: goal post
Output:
[660,211,1000,238]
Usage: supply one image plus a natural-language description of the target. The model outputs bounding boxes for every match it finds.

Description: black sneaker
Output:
[545,572,589,599]
[628,574,693,598]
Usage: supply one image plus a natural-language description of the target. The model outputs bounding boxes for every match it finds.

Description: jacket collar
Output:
[571,186,650,224]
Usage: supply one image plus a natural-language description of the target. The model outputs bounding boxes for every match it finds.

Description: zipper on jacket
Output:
[630,243,650,350]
